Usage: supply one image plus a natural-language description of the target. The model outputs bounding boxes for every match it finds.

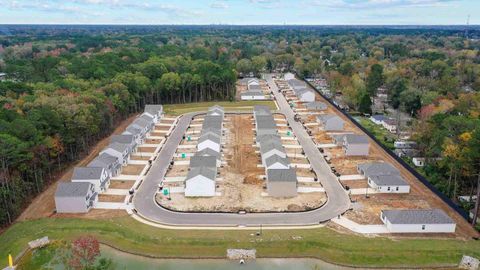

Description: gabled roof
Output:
[111,135,135,145]
[186,166,217,182]
[209,105,224,112]
[72,167,104,180]
[344,134,369,145]
[265,154,290,167]
[305,102,328,110]
[131,117,150,129]
[248,84,262,91]
[257,134,282,145]
[198,133,221,144]
[317,114,344,124]
[260,141,285,155]
[267,168,297,182]
[105,142,130,154]
[189,156,217,168]
[140,114,154,123]
[88,153,119,169]
[144,104,163,116]
[202,115,223,130]
[370,175,409,186]
[287,79,305,88]
[255,115,277,130]
[125,125,141,136]
[56,182,91,198]
[194,148,221,160]
[382,209,455,225]
[358,162,400,178]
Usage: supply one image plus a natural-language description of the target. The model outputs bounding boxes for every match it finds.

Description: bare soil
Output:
[122,165,145,175]
[110,180,135,189]
[98,194,126,203]
[158,114,326,212]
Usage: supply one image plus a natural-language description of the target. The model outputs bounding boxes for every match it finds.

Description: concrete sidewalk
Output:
[330,216,389,234]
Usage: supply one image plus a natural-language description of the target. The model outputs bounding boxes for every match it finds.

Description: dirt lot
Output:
[110,180,135,189]
[98,194,126,203]
[17,114,140,221]
[158,114,326,212]
[122,164,145,175]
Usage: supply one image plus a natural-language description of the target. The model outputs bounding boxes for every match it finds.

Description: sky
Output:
[0,0,478,25]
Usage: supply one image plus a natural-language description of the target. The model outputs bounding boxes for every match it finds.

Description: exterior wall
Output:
[241,95,266,100]
[368,180,410,193]
[325,120,344,131]
[55,196,89,213]
[197,141,220,153]
[185,176,216,197]
[381,214,456,233]
[344,143,369,156]
[267,181,297,197]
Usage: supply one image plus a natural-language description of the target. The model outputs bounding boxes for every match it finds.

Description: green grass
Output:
[163,101,276,115]
[357,117,395,149]
[2,217,480,268]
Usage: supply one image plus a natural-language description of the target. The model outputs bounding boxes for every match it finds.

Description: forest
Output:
[1,25,480,227]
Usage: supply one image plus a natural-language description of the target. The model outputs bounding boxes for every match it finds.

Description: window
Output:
[396,187,399,191]
[387,187,391,191]
[422,225,426,230]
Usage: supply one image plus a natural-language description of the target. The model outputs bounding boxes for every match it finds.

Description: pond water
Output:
[101,245,351,270]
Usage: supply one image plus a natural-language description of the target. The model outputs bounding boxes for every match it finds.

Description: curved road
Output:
[133,74,351,226]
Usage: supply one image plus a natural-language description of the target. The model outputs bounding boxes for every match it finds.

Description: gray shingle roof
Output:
[189,156,217,168]
[131,118,150,129]
[255,115,277,130]
[344,134,369,145]
[144,104,163,116]
[358,162,400,178]
[194,148,221,160]
[317,114,344,124]
[72,167,104,180]
[370,175,409,186]
[106,142,129,154]
[248,84,262,91]
[186,166,217,182]
[209,105,224,112]
[55,182,91,197]
[382,209,455,225]
[111,135,134,145]
[125,125,141,136]
[265,154,290,167]
[287,79,305,88]
[257,134,282,144]
[88,153,118,169]
[140,114,154,122]
[198,133,221,144]
[202,115,223,130]
[305,102,328,110]
[253,105,271,114]
[260,141,285,155]
[267,168,297,182]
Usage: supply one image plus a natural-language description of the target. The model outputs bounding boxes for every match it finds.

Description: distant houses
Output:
[358,162,410,193]
[381,209,456,233]
[185,105,224,197]
[241,78,267,100]
[369,114,397,133]
[54,104,164,213]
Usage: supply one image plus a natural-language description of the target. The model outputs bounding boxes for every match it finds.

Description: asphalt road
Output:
[133,75,351,227]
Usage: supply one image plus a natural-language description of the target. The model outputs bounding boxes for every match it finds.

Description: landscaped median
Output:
[2,216,480,268]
